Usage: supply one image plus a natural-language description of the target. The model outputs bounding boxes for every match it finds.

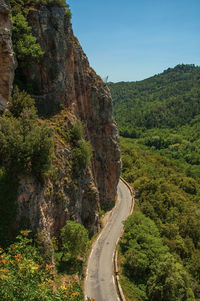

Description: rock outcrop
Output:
[0,0,15,111]
[13,6,121,237]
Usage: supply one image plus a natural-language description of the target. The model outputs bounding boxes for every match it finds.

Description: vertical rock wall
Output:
[9,6,121,236]
[0,0,15,111]
[22,6,121,210]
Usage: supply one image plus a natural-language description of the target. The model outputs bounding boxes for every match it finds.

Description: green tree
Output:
[121,212,168,281]
[9,86,37,118]
[12,13,44,62]
[0,89,53,179]
[61,221,89,261]
[147,256,195,301]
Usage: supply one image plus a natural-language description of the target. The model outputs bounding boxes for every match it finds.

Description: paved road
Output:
[85,179,133,301]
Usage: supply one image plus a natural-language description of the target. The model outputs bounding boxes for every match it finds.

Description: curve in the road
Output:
[85,179,133,301]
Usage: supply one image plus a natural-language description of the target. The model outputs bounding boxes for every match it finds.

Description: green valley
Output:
[110,64,200,300]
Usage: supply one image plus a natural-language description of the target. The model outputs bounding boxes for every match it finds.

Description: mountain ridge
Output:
[109,64,200,137]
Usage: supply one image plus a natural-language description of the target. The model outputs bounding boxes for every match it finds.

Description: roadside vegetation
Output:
[0,230,85,300]
[119,137,200,300]
[111,65,200,300]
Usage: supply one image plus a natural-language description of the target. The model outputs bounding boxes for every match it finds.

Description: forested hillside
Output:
[109,64,200,136]
[120,139,200,300]
[110,64,200,178]
[111,65,200,300]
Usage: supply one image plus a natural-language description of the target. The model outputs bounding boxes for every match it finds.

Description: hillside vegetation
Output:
[111,65,200,300]
[120,139,200,300]
[110,64,200,178]
[109,64,200,135]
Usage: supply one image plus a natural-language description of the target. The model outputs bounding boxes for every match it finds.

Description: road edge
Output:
[84,178,135,301]
[84,185,119,300]
[114,177,135,301]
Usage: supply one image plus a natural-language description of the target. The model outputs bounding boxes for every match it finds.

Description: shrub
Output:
[61,221,89,261]
[0,89,54,180]
[0,114,53,179]
[12,13,44,62]
[0,231,84,300]
[10,0,68,12]
[65,8,72,20]
[32,0,68,7]
[73,140,93,171]
[70,120,85,143]
[9,86,36,118]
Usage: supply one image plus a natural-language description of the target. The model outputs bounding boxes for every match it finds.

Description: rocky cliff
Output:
[0,0,15,111]
[1,4,121,239]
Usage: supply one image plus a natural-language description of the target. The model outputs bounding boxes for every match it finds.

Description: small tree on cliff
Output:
[61,221,89,261]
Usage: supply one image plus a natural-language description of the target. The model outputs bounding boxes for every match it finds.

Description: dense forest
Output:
[110,65,200,300]
[109,64,200,136]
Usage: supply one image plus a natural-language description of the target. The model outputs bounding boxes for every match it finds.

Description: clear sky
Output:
[67,0,200,82]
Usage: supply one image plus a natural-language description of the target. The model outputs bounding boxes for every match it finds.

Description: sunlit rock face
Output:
[14,6,121,237]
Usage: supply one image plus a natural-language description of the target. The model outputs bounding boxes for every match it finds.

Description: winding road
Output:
[85,179,133,301]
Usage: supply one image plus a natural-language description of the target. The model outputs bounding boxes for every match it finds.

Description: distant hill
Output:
[109,64,200,138]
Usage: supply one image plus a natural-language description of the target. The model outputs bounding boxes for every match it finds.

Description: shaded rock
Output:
[0,0,15,111]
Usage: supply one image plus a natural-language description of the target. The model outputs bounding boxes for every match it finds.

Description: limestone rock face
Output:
[0,0,15,111]
[16,6,121,236]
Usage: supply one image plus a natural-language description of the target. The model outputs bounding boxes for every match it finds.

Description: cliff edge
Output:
[0,3,121,240]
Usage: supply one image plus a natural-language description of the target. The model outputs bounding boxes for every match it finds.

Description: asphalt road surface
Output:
[85,179,133,301]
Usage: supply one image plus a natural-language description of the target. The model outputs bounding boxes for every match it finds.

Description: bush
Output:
[0,89,54,180]
[0,231,84,300]
[12,13,44,62]
[10,0,68,13]
[9,86,36,118]
[61,221,89,261]
[70,120,85,143]
[65,8,72,20]
[73,140,93,171]
[31,0,68,7]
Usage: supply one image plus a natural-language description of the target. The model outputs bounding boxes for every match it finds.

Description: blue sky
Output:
[67,0,200,82]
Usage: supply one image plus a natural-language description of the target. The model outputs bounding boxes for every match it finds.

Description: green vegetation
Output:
[110,64,200,136]
[69,120,93,174]
[10,0,68,14]
[61,220,89,262]
[12,13,44,62]
[70,120,85,143]
[0,87,53,249]
[0,231,84,300]
[120,139,200,300]
[0,168,18,249]
[0,88,54,180]
[111,65,200,300]
[73,141,93,171]
[120,212,194,300]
